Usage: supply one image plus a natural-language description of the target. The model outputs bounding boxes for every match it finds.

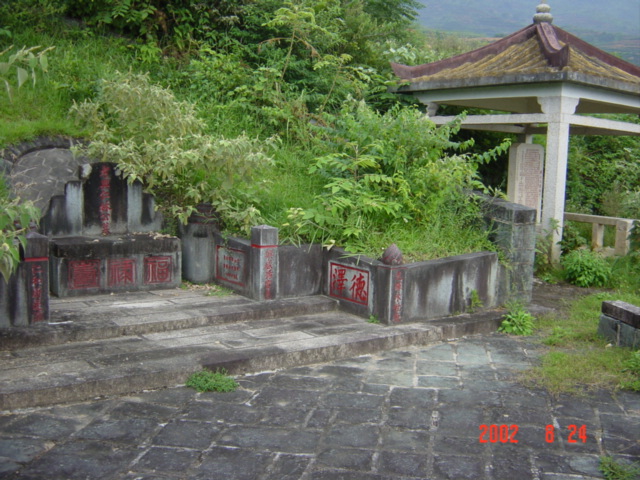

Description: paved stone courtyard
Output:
[1,334,638,480]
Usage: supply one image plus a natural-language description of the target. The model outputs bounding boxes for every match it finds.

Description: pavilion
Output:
[390,1,640,261]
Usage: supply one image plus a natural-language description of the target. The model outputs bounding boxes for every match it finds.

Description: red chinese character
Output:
[350,273,368,303]
[331,266,348,295]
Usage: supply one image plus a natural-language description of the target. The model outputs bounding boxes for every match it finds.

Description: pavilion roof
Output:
[391,22,640,89]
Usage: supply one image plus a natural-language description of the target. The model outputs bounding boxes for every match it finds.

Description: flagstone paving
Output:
[1,334,638,479]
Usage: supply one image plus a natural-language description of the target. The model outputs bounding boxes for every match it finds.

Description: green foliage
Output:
[567,130,640,217]
[535,218,560,275]
[0,175,41,283]
[0,0,66,34]
[71,72,276,233]
[620,350,640,392]
[0,45,54,102]
[186,368,239,393]
[562,249,612,288]
[498,303,535,336]
[558,221,588,254]
[280,100,508,254]
[523,290,640,396]
[599,456,640,480]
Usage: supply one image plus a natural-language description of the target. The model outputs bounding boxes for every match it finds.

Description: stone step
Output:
[0,308,502,411]
[0,291,339,350]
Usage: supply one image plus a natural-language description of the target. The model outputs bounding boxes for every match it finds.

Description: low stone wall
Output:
[180,196,536,324]
[599,300,640,350]
[323,248,498,323]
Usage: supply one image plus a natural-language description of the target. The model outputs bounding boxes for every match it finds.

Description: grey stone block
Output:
[602,300,640,328]
[599,314,640,350]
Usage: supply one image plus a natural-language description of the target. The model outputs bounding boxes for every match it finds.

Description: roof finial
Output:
[533,1,553,23]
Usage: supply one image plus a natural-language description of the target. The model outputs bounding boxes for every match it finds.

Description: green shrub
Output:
[280,100,509,255]
[71,72,276,233]
[186,368,239,393]
[498,303,535,336]
[561,249,612,287]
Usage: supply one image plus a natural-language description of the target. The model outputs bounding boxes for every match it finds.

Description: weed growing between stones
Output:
[186,368,239,393]
[498,303,535,336]
[599,456,640,480]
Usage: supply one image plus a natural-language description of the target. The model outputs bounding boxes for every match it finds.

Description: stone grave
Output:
[41,162,181,297]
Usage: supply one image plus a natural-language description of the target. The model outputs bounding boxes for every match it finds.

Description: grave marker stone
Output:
[507,143,544,222]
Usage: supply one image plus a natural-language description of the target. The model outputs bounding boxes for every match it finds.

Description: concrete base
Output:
[49,234,181,297]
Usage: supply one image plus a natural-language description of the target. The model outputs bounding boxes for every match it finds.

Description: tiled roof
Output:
[392,24,640,87]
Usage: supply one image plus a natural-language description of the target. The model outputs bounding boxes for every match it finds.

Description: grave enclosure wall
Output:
[181,195,536,324]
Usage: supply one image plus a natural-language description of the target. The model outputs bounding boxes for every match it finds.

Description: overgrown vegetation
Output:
[522,291,640,396]
[71,72,276,232]
[1,0,512,261]
[561,249,612,288]
[1,2,637,269]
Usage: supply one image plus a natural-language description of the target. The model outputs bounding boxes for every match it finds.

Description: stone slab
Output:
[602,300,640,328]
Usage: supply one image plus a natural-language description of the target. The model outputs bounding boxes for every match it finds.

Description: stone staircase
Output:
[0,288,504,411]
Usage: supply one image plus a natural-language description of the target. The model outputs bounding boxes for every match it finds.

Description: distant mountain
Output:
[415,0,640,65]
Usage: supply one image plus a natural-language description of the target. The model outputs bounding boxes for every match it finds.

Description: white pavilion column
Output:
[538,95,579,262]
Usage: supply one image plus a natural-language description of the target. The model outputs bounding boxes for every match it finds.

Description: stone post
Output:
[376,265,406,324]
[507,143,544,222]
[480,195,537,303]
[23,232,50,323]
[250,225,279,301]
[0,232,49,327]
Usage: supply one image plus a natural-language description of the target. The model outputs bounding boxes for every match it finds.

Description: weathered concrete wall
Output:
[43,163,181,297]
[179,195,536,323]
[278,244,323,298]
[323,248,498,324]
[211,233,252,297]
[480,194,537,303]
[401,252,498,322]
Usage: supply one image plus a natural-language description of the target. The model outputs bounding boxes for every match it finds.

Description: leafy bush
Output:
[498,303,535,336]
[280,100,509,254]
[567,131,640,216]
[0,175,40,282]
[0,45,54,102]
[561,249,612,288]
[186,368,238,393]
[71,72,276,233]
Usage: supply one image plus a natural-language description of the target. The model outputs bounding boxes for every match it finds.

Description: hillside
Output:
[416,0,640,65]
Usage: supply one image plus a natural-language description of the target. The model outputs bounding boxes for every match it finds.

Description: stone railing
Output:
[564,213,636,256]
